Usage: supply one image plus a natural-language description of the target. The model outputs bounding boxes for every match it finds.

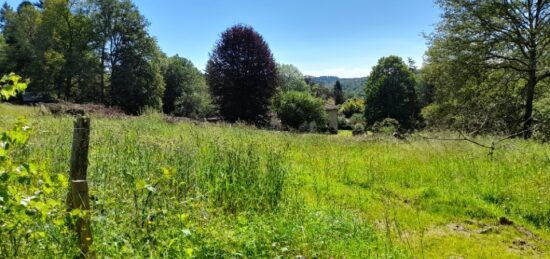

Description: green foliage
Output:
[0,118,75,258]
[110,37,165,115]
[0,73,28,100]
[364,56,419,128]
[273,91,327,129]
[277,63,309,92]
[431,0,550,138]
[348,113,364,127]
[422,45,525,134]
[339,97,365,118]
[351,123,365,136]
[1,0,98,100]
[0,0,167,111]
[162,55,214,118]
[372,117,399,133]
[0,75,76,257]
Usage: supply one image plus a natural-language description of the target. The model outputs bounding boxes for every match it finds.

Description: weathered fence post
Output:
[67,116,94,257]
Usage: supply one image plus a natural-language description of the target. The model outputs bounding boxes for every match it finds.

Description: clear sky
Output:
[5,0,442,78]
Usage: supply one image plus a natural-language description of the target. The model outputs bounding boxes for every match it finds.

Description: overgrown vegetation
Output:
[273,91,327,130]
[1,104,549,257]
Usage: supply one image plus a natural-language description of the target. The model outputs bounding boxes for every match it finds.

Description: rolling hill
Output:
[310,76,367,97]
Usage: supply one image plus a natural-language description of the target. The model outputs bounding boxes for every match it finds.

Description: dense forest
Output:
[0,0,548,140]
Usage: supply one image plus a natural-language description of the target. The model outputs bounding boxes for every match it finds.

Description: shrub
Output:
[372,118,400,133]
[339,98,365,118]
[338,115,349,129]
[352,124,365,136]
[273,91,327,130]
[348,113,365,127]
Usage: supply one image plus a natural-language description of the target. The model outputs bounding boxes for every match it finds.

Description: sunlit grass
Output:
[1,103,549,258]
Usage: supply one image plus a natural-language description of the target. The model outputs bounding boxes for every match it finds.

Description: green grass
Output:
[1,103,549,258]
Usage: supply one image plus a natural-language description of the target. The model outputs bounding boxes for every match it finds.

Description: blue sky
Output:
[135,0,441,78]
[6,0,441,78]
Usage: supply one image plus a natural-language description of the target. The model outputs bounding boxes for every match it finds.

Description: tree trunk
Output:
[522,72,536,139]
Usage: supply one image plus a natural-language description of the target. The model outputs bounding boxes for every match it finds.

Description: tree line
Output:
[0,0,548,140]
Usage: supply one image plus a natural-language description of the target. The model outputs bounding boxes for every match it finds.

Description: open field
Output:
[1,103,549,258]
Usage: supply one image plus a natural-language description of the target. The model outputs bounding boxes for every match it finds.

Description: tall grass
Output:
[0,104,548,258]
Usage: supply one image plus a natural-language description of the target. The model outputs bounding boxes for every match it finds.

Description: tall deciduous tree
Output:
[206,24,278,124]
[108,2,163,114]
[162,55,213,118]
[364,56,419,128]
[277,64,308,92]
[432,0,550,138]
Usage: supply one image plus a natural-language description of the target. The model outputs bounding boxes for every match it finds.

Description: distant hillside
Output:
[310,76,367,97]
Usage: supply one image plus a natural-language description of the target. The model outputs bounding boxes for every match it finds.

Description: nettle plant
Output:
[0,74,75,257]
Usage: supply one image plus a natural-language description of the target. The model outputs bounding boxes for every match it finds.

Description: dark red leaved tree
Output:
[206,24,278,125]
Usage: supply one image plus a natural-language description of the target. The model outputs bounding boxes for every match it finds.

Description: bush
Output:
[273,91,327,130]
[348,113,365,127]
[338,115,349,129]
[339,98,365,118]
[352,124,365,136]
[372,118,400,133]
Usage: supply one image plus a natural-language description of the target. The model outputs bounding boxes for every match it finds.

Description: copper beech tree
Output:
[206,25,278,125]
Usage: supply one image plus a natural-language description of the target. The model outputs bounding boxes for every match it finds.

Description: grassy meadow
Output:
[1,103,549,258]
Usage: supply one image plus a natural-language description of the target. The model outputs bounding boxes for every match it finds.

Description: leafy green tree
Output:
[90,0,123,103]
[1,2,40,78]
[39,0,97,100]
[273,91,327,129]
[206,25,278,124]
[110,37,164,114]
[277,63,308,92]
[432,0,550,138]
[96,0,164,114]
[333,80,345,105]
[364,56,419,128]
[422,39,525,134]
[0,0,97,101]
[162,55,213,118]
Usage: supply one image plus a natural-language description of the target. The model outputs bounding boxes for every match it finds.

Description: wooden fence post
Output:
[68,116,94,257]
